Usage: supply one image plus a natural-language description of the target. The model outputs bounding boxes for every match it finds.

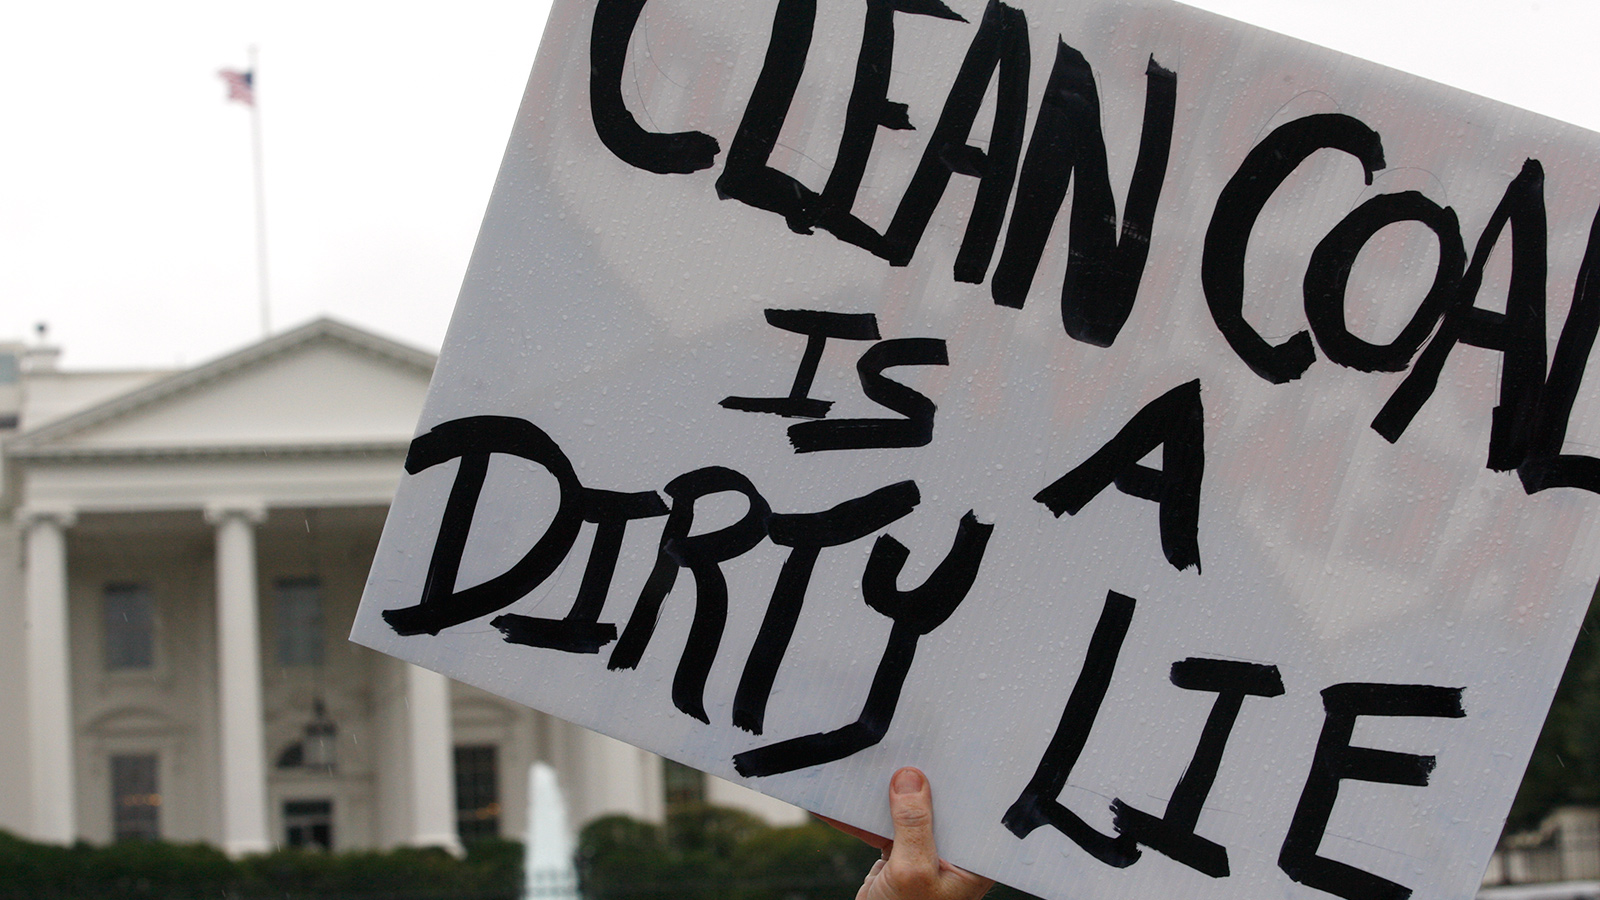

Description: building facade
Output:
[0,318,799,853]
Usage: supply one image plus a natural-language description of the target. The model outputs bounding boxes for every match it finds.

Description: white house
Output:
[0,317,800,854]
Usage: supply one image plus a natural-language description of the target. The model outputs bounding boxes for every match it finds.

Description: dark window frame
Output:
[663,759,707,814]
[283,799,334,850]
[110,753,160,842]
[454,744,500,843]
[103,583,156,672]
[274,577,325,667]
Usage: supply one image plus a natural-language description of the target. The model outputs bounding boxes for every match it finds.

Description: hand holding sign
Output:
[826,768,997,900]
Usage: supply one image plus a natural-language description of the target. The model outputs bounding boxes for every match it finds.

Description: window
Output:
[111,754,160,841]
[103,583,154,671]
[284,799,333,850]
[454,745,500,842]
[663,759,706,814]
[275,578,324,666]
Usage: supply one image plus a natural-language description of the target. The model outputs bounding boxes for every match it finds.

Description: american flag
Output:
[218,68,254,106]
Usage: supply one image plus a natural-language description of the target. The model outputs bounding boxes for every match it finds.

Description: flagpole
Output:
[248,45,271,337]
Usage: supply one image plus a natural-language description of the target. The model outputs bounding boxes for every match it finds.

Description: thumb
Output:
[887,767,939,874]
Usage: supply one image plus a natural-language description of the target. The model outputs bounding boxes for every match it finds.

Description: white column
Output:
[207,503,271,856]
[706,777,807,825]
[636,746,665,824]
[22,507,76,844]
[405,664,463,854]
[572,727,663,824]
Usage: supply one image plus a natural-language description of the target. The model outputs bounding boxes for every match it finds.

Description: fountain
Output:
[524,761,580,899]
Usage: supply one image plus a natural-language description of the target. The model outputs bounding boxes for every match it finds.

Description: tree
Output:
[1507,583,1600,830]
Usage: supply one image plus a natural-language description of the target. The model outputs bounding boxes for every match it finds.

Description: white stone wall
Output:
[0,320,807,851]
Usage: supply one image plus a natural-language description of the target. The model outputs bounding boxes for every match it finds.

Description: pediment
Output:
[453,696,516,727]
[85,706,180,737]
[9,318,435,459]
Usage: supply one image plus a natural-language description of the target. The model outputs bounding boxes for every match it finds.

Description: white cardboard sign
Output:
[351,1,1600,898]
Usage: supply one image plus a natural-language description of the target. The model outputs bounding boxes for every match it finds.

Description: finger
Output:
[816,813,892,853]
[886,767,939,874]
[856,857,886,900]
[942,860,997,899]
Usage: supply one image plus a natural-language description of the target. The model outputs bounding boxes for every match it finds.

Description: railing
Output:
[523,872,579,899]
[1486,809,1600,887]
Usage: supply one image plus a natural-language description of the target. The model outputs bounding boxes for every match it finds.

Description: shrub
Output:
[0,831,521,900]
[577,804,1046,900]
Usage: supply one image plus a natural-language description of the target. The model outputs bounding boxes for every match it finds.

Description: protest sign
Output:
[350,0,1600,897]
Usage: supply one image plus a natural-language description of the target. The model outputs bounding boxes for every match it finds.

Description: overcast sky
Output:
[2,0,1595,369]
